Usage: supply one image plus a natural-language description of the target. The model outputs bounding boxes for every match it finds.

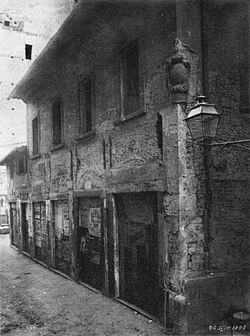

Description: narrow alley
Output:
[0,235,167,336]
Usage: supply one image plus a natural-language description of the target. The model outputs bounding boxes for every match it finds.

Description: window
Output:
[38,163,45,178]
[17,156,26,175]
[120,40,140,116]
[4,20,10,27]
[52,100,63,146]
[9,164,14,179]
[25,44,32,60]
[32,116,39,156]
[79,76,94,134]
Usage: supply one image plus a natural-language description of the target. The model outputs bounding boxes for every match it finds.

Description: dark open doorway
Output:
[10,202,18,247]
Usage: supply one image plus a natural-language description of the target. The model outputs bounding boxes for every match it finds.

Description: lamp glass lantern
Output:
[185,96,220,140]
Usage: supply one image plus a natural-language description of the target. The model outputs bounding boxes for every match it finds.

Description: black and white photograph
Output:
[0,0,249,335]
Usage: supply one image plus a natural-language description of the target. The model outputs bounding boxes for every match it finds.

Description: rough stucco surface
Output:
[207,1,250,272]
[9,0,249,333]
[25,3,176,279]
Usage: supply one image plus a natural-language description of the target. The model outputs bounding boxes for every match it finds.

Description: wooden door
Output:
[78,197,105,291]
[116,192,159,317]
[53,200,71,275]
[34,202,47,264]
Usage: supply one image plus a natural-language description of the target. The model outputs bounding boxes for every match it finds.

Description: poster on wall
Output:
[35,236,42,247]
[34,203,40,220]
[54,200,70,237]
[55,202,63,237]
[88,208,101,237]
[62,201,70,236]
[79,208,89,228]
[28,202,33,237]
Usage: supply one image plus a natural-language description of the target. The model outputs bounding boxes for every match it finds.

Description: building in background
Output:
[7,0,250,334]
[0,146,28,247]
[0,0,75,233]
[0,166,8,225]
[0,0,75,160]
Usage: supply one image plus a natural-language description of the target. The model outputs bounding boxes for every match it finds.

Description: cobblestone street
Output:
[0,235,168,336]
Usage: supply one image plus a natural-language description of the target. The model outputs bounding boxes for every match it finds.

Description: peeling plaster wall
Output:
[26,3,176,193]
[176,1,250,333]
[25,3,176,278]
[207,0,250,272]
[161,40,205,295]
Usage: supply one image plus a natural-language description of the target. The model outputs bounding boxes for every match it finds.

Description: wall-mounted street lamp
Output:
[185,95,249,270]
[185,96,220,141]
[185,95,250,150]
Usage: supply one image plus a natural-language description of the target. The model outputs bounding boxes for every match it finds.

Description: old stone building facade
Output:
[0,146,28,248]
[9,0,249,334]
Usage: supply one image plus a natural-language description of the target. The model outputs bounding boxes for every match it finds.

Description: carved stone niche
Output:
[166,42,191,104]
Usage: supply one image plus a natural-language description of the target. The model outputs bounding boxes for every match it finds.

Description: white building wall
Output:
[0,1,75,160]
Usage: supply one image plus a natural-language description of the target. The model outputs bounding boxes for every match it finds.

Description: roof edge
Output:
[0,146,27,166]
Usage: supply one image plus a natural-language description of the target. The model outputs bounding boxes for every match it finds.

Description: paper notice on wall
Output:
[35,219,40,231]
[35,237,42,247]
[62,202,70,236]
[63,214,70,235]
[55,202,63,237]
[79,209,89,228]
[55,201,70,236]
[34,203,40,220]
[88,208,101,237]
[28,202,33,237]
